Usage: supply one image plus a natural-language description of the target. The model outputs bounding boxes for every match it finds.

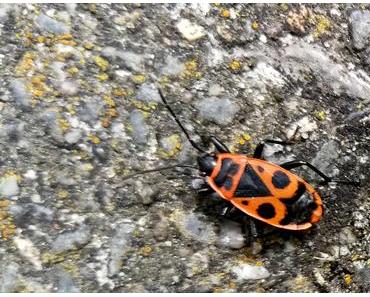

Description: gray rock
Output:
[9,204,54,225]
[349,10,370,50]
[176,19,205,42]
[57,271,80,293]
[10,79,31,110]
[64,129,82,145]
[129,109,149,145]
[311,140,339,174]
[232,263,270,281]
[218,220,245,249]
[108,222,135,276]
[35,14,69,35]
[196,97,238,125]
[174,210,217,244]
[0,175,19,197]
[52,226,91,253]
[136,83,161,103]
[0,262,19,292]
[161,56,185,76]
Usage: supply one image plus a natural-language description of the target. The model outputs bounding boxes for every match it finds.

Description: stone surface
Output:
[0,3,369,293]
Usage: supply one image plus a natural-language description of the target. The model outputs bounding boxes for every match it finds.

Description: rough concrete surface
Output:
[0,3,369,293]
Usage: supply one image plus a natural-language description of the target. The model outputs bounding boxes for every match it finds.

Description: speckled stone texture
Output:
[0,3,369,293]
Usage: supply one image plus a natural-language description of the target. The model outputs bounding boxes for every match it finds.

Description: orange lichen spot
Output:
[220,8,230,18]
[101,118,111,128]
[106,108,118,118]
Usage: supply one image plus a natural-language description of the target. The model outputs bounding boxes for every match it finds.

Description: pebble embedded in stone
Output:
[176,19,205,42]
[10,79,31,110]
[218,220,245,249]
[136,83,161,103]
[161,56,185,76]
[52,225,91,253]
[349,10,370,50]
[59,80,79,96]
[196,97,238,125]
[232,263,270,281]
[108,222,134,277]
[129,109,149,145]
[64,129,82,145]
[0,175,19,197]
[35,14,69,35]
[13,235,42,271]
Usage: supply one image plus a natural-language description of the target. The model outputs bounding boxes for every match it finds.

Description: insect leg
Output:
[210,136,230,153]
[279,160,360,186]
[253,139,295,159]
[221,206,237,217]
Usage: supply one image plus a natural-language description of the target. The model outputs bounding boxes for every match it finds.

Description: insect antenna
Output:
[121,164,198,181]
[158,88,207,154]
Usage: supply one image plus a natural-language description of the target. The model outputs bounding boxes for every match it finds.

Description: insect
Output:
[124,88,360,231]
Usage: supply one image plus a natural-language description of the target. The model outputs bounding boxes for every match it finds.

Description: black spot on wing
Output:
[272,170,290,189]
[224,177,233,190]
[257,166,264,173]
[242,200,249,205]
[234,165,271,197]
[279,191,319,225]
[257,203,276,219]
[214,158,233,186]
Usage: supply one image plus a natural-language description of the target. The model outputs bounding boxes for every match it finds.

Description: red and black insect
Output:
[124,88,359,231]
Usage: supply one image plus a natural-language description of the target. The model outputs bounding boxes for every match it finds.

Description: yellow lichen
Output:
[344,274,352,286]
[213,287,224,293]
[67,67,79,76]
[83,41,94,50]
[229,59,242,72]
[58,118,70,132]
[158,134,182,158]
[89,134,101,144]
[59,261,79,277]
[131,74,146,84]
[0,200,10,208]
[237,133,251,145]
[35,36,46,43]
[139,245,153,256]
[16,52,36,75]
[182,59,202,79]
[96,73,109,81]
[57,189,69,199]
[251,20,259,30]
[113,87,127,97]
[220,8,230,18]
[103,95,116,108]
[93,56,109,71]
[312,14,331,37]
[314,110,326,121]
